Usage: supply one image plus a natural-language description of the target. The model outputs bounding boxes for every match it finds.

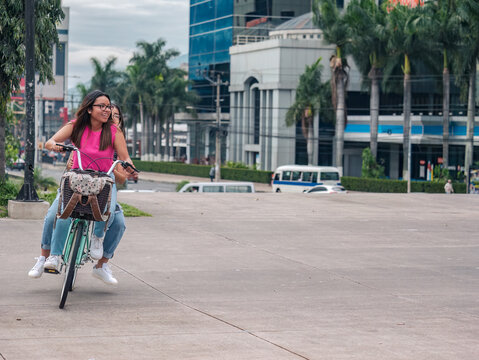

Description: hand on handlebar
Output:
[122,162,139,180]
[55,143,75,152]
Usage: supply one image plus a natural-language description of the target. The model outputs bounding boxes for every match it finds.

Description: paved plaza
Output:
[0,191,478,359]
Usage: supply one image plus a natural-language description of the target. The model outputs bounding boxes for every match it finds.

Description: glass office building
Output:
[189,0,312,112]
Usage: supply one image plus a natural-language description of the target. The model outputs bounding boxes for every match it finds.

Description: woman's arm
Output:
[114,130,138,179]
[45,122,74,152]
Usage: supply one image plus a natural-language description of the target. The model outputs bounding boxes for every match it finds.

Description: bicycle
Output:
[46,144,138,309]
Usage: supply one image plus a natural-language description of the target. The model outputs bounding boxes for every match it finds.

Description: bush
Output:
[134,161,273,184]
[341,176,467,193]
[361,148,385,178]
[0,180,20,206]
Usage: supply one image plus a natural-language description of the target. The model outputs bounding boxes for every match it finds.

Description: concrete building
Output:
[187,0,313,164]
[228,11,478,179]
[228,12,334,170]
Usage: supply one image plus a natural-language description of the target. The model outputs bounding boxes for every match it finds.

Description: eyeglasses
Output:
[92,104,113,111]
[112,114,121,119]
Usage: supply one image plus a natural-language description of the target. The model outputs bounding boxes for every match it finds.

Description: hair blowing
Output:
[71,90,113,151]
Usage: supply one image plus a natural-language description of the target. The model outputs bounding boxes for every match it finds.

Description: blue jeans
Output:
[41,184,125,259]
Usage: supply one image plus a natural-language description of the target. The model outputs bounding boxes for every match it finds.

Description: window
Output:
[281,11,294,20]
[55,43,65,76]
[303,172,312,182]
[292,171,301,181]
[320,172,339,181]
[274,173,280,181]
[310,187,327,192]
[225,185,252,193]
[282,171,291,180]
[312,172,318,182]
[253,88,260,144]
[203,185,224,192]
[184,186,199,192]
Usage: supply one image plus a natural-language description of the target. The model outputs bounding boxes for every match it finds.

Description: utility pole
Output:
[203,70,228,181]
[17,0,39,201]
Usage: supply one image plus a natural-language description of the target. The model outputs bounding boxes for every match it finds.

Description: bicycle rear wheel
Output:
[59,221,83,309]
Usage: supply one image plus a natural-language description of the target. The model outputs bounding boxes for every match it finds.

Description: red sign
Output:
[420,160,426,165]
[246,17,267,28]
[389,0,424,7]
[437,157,443,164]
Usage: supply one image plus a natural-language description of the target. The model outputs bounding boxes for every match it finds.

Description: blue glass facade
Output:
[188,0,312,112]
[189,0,233,82]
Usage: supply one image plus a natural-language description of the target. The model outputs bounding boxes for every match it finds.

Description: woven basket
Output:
[61,173,113,220]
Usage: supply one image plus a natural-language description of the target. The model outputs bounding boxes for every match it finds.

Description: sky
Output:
[62,0,189,90]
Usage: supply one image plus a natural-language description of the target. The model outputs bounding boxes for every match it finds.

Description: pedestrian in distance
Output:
[209,166,215,182]
[444,179,454,194]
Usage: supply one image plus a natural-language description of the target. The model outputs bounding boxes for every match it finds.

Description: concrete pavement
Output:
[1,192,478,359]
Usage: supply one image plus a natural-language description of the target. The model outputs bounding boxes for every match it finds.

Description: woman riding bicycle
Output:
[28,90,137,284]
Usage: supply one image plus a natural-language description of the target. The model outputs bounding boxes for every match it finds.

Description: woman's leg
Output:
[93,183,117,238]
[92,206,125,285]
[99,205,126,261]
[40,192,60,256]
[49,217,72,256]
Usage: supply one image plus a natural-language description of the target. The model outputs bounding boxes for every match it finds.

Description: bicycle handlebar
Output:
[55,143,140,175]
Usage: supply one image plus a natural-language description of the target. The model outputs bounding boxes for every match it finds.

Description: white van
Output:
[179,182,255,193]
[271,165,341,193]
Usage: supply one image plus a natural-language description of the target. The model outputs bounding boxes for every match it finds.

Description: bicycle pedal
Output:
[44,268,60,274]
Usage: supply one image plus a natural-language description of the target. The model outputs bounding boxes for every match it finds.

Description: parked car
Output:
[179,182,255,193]
[303,185,347,194]
[11,158,25,170]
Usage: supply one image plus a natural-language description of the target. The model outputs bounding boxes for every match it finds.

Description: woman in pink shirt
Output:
[28,90,136,284]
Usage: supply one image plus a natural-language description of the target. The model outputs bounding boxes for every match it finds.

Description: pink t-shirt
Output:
[70,121,117,172]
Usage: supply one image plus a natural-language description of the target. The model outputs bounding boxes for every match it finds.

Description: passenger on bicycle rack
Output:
[28,90,137,285]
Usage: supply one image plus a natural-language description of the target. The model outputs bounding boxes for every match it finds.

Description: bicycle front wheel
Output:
[59,221,83,309]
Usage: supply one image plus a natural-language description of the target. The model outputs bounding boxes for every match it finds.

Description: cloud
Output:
[63,0,189,89]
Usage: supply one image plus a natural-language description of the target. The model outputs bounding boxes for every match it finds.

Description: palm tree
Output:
[130,39,180,159]
[313,0,350,175]
[76,56,122,97]
[455,0,479,190]
[286,57,329,165]
[345,0,388,160]
[384,2,430,186]
[428,0,461,170]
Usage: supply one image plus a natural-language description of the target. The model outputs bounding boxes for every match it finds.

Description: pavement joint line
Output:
[111,262,311,360]
[0,352,6,360]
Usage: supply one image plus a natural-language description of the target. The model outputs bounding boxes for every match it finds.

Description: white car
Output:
[304,185,347,194]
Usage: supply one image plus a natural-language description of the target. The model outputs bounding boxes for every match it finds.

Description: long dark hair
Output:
[71,90,113,151]
[112,103,125,134]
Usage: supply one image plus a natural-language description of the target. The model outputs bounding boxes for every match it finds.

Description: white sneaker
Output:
[90,234,104,260]
[28,256,46,278]
[92,263,118,285]
[44,255,60,270]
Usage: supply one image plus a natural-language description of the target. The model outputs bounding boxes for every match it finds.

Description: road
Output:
[20,163,178,192]
[1,192,478,359]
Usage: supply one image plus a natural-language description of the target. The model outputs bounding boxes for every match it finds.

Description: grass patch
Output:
[119,202,152,217]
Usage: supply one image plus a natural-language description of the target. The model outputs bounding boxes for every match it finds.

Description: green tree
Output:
[129,39,179,157]
[4,107,20,168]
[76,56,122,98]
[427,0,461,169]
[286,57,330,165]
[361,147,385,178]
[0,0,64,181]
[313,0,350,175]
[384,2,431,182]
[454,0,479,189]
[346,0,388,160]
